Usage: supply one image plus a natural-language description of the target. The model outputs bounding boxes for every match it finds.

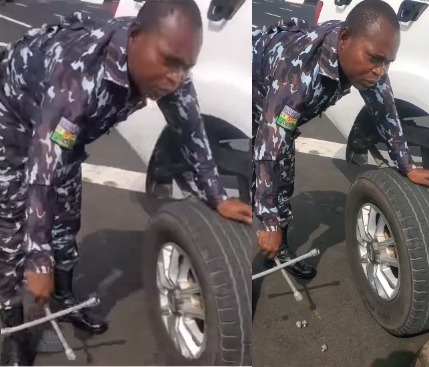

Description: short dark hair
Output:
[134,0,202,34]
[344,0,400,36]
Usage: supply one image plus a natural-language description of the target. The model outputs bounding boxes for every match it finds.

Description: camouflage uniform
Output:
[252,18,415,232]
[0,13,227,309]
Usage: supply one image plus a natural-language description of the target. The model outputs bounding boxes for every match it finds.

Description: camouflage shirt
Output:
[253,19,415,231]
[0,13,227,273]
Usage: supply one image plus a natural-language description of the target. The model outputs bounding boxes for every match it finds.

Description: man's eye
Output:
[369,55,383,65]
[165,57,182,68]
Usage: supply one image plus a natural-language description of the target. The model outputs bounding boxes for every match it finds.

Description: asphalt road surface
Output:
[252,2,428,367]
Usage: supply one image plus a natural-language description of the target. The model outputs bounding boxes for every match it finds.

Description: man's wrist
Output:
[25,251,54,274]
[258,222,281,232]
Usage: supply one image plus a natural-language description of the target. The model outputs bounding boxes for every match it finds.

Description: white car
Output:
[107,0,252,365]
[317,0,429,338]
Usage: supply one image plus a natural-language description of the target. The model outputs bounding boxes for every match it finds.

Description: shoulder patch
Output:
[275,105,300,131]
[50,117,80,150]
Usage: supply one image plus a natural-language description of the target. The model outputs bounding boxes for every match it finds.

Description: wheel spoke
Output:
[367,262,376,287]
[166,245,181,287]
[367,206,378,239]
[375,214,386,238]
[176,318,197,359]
[375,266,393,299]
[177,255,192,289]
[357,215,371,242]
[379,267,397,291]
[157,256,173,290]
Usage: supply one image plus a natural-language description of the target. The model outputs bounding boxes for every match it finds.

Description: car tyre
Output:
[143,197,252,365]
[345,168,429,336]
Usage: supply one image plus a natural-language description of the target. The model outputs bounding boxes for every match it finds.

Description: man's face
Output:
[337,18,400,91]
[127,12,202,100]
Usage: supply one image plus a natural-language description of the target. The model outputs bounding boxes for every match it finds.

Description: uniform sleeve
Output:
[25,79,87,274]
[359,74,415,175]
[253,61,307,232]
[156,77,227,209]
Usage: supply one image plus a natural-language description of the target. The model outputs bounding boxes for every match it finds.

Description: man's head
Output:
[127,0,203,99]
[337,0,400,91]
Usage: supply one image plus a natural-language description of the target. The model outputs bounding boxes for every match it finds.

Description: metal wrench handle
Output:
[0,296,99,335]
[274,257,303,302]
[252,249,320,280]
[44,305,76,361]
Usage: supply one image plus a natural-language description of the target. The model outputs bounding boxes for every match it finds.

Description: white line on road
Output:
[265,12,280,17]
[295,137,422,164]
[54,13,64,18]
[0,42,9,47]
[280,7,293,11]
[252,25,257,28]
[296,137,346,160]
[14,2,27,7]
[82,163,147,193]
[80,137,422,193]
[0,14,31,28]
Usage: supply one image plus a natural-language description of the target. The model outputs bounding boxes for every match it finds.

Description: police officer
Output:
[0,0,252,364]
[252,0,429,278]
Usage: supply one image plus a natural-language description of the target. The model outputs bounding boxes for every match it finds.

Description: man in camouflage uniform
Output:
[0,0,252,364]
[252,0,429,277]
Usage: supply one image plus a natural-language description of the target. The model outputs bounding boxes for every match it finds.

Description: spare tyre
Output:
[345,168,429,336]
[143,197,252,365]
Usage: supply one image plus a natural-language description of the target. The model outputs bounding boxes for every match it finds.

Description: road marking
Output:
[265,12,280,17]
[82,163,146,193]
[14,2,27,7]
[252,25,257,28]
[54,13,64,18]
[80,139,422,193]
[0,42,9,47]
[296,137,346,160]
[280,7,293,11]
[0,14,31,28]
[295,137,422,164]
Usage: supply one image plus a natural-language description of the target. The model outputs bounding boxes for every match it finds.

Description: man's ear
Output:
[338,26,352,51]
[129,23,141,41]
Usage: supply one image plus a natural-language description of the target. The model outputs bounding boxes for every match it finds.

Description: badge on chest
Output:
[275,105,300,132]
[50,117,80,150]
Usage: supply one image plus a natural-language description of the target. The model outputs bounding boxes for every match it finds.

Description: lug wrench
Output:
[252,248,320,302]
[0,296,99,336]
[44,305,76,361]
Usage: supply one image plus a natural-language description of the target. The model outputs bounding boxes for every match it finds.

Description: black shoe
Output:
[264,232,317,279]
[51,269,108,335]
[0,307,31,366]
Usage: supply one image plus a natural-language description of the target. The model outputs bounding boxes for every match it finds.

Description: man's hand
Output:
[25,271,54,305]
[257,230,282,259]
[216,198,252,226]
[407,168,429,187]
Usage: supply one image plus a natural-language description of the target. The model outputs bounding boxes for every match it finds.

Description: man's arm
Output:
[25,80,88,274]
[254,65,307,232]
[156,77,227,209]
[359,74,415,175]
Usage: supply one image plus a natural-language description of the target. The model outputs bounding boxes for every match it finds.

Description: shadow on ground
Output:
[252,189,346,319]
[371,350,416,367]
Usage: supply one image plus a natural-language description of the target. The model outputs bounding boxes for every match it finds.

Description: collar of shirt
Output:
[318,23,351,93]
[103,21,145,107]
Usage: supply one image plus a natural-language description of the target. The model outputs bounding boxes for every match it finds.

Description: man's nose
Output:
[166,70,186,89]
[372,65,384,77]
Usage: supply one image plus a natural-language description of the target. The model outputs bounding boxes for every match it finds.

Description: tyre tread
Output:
[350,169,429,336]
